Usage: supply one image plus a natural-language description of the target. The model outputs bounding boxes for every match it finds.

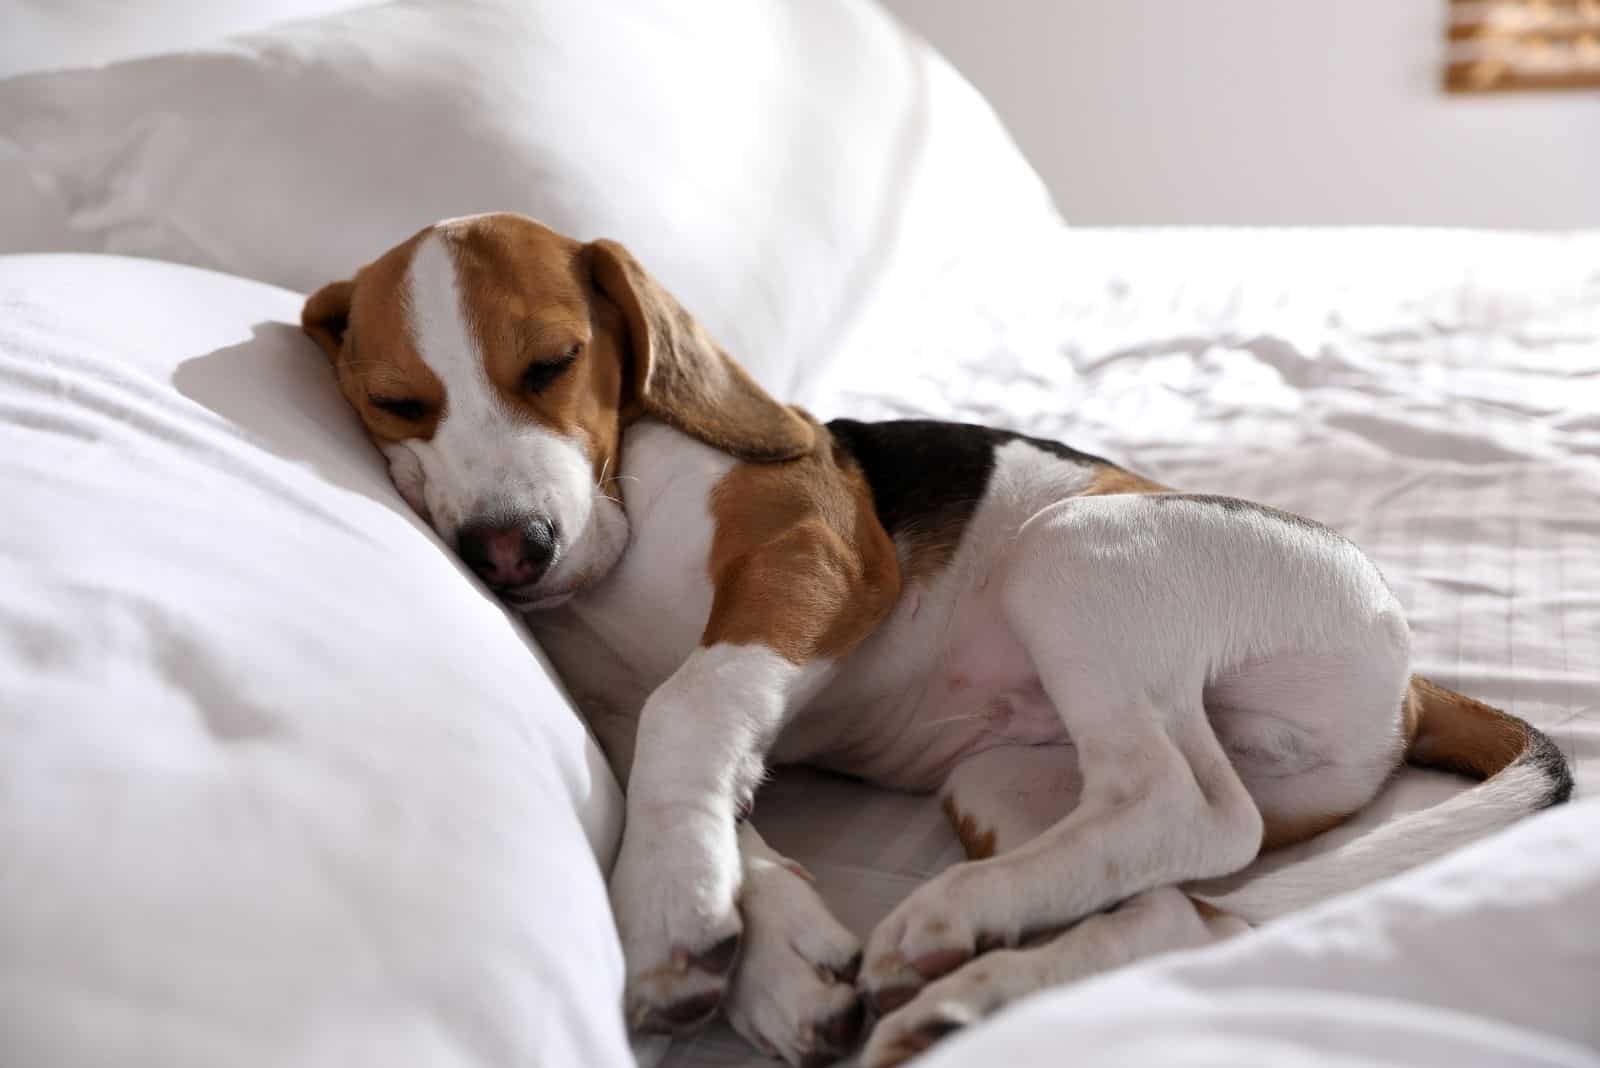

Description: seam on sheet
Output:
[1506,471,1522,722]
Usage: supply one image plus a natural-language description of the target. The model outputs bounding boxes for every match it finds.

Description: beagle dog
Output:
[303,213,1572,1068]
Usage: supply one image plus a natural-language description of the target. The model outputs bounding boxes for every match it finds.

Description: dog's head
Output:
[303,212,814,609]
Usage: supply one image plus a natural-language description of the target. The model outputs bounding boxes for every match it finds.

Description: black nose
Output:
[457,517,558,590]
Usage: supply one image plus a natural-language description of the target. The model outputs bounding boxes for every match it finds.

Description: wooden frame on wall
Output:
[1446,0,1600,91]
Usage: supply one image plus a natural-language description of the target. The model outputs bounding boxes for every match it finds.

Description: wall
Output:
[879,0,1600,228]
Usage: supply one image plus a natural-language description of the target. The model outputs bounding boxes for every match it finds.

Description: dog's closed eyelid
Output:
[369,395,432,421]
[520,349,579,393]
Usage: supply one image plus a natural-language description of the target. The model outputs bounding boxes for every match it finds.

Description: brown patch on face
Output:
[941,795,997,860]
[303,229,448,443]
[1405,675,1527,779]
[1080,463,1170,496]
[441,216,626,483]
[1259,808,1357,851]
[702,423,901,662]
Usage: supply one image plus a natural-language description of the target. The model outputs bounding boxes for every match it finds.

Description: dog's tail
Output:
[1198,676,1572,924]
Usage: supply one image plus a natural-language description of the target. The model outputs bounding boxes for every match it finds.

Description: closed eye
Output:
[370,396,431,422]
[521,345,580,394]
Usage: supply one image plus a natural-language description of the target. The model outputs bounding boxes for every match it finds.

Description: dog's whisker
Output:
[918,713,992,729]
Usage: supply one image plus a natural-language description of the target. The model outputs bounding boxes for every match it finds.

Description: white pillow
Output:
[0,0,370,78]
[0,0,1058,398]
[0,252,630,1068]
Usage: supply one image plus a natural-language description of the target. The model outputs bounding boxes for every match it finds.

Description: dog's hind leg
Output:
[937,742,1081,861]
[859,685,1262,1010]
[864,743,1247,1067]
[859,505,1266,1016]
[861,886,1246,1068]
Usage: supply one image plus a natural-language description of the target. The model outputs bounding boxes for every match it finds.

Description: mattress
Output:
[652,226,1600,1067]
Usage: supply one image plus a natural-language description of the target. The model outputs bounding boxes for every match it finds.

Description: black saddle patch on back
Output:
[824,419,1112,562]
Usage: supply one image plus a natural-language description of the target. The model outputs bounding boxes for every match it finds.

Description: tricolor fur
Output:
[303,213,1572,1068]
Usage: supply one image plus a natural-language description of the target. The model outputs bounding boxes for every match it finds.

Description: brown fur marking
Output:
[588,238,815,463]
[303,228,448,444]
[1259,673,1528,852]
[1406,675,1528,779]
[702,425,901,662]
[942,795,998,860]
[441,218,625,481]
[897,525,967,588]
[1081,464,1170,496]
[1259,808,1357,851]
[1186,896,1249,926]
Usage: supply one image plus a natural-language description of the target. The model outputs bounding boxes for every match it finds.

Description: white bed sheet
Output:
[915,794,1600,1068]
[656,227,1600,1067]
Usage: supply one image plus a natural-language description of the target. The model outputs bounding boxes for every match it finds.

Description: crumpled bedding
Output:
[4,225,1595,1068]
[0,253,632,1068]
[656,227,1600,1067]
[915,795,1600,1068]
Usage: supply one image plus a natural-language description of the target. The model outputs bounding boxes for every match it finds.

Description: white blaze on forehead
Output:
[406,231,497,423]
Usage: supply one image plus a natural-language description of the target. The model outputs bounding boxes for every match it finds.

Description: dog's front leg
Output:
[611,458,898,1037]
[725,821,865,1066]
[612,642,834,1033]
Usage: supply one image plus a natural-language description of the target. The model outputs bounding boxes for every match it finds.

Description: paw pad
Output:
[636,988,722,1033]
[690,932,742,975]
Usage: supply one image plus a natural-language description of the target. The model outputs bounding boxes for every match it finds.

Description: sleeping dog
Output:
[302,212,1571,1068]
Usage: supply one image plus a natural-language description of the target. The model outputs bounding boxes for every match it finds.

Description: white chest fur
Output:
[530,422,730,765]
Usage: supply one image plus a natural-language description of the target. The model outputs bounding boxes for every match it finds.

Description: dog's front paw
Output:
[859,863,1002,1016]
[725,855,864,1066]
[610,810,744,1033]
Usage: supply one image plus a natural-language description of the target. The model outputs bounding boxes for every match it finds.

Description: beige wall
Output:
[880,0,1600,228]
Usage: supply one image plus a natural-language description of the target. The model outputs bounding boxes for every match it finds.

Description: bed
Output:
[2,3,1595,1067]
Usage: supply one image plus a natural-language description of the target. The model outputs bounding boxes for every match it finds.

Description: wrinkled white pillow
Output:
[0,0,370,78]
[0,252,630,1068]
[0,0,1058,398]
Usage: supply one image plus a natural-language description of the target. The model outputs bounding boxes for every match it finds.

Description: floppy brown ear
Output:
[301,279,356,362]
[587,239,814,463]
